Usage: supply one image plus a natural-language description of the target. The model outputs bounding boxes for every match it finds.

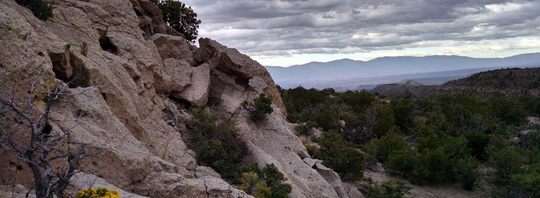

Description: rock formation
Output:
[0,0,360,197]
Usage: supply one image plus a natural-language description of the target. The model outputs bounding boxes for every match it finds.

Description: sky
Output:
[182,0,540,67]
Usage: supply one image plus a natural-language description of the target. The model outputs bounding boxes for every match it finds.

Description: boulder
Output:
[148,33,193,65]
[315,163,350,198]
[343,183,365,198]
[172,63,211,107]
[153,58,192,95]
[199,38,286,115]
[204,178,254,198]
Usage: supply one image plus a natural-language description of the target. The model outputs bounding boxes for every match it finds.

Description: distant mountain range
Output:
[265,53,540,91]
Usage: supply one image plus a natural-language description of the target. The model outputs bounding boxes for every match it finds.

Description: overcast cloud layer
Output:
[182,0,540,65]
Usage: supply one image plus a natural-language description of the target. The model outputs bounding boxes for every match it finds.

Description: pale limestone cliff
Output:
[0,0,360,197]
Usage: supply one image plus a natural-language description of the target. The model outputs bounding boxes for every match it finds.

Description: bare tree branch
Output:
[0,78,92,198]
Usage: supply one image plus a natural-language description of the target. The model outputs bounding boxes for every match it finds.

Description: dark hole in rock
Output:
[134,8,143,16]
[98,29,118,55]
[101,93,108,101]
[168,95,192,109]
[133,76,141,84]
[207,97,222,106]
[38,51,44,56]
[234,77,249,88]
[43,123,52,134]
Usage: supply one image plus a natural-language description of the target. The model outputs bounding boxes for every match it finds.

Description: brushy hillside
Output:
[442,67,540,98]
[280,80,540,197]
[372,67,540,99]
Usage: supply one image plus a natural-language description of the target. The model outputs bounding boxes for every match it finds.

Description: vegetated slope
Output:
[372,67,540,98]
[370,80,437,97]
[442,67,540,98]
[280,82,540,198]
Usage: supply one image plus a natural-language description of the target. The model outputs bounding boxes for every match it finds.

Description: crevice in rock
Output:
[49,52,71,82]
[203,179,210,198]
[206,97,222,107]
[98,29,118,55]
[49,48,90,88]
[101,93,108,101]
[234,77,249,88]
[49,45,72,82]
[134,8,143,17]
[167,95,191,109]
[68,54,90,88]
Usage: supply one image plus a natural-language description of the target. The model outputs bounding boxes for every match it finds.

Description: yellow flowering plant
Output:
[75,187,121,198]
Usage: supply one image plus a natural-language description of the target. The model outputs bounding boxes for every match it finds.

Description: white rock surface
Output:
[173,63,211,107]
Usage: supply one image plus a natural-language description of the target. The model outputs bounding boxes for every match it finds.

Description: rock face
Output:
[0,0,358,197]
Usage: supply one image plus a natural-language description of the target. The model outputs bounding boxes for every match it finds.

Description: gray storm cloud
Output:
[182,0,540,58]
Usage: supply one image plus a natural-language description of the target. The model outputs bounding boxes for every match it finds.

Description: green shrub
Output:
[262,164,292,198]
[374,104,395,136]
[15,0,54,21]
[242,94,273,122]
[391,99,415,133]
[415,125,439,152]
[187,108,247,179]
[236,162,292,198]
[239,172,271,198]
[310,109,339,131]
[332,147,365,181]
[454,156,480,191]
[488,146,528,186]
[369,130,410,163]
[385,147,422,180]
[361,178,412,198]
[318,132,365,181]
[465,132,491,160]
[488,97,528,126]
[420,148,450,183]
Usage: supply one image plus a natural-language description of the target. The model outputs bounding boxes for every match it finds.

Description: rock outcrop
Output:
[0,0,358,197]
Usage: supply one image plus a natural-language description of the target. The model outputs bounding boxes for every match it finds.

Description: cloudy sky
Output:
[182,0,540,67]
